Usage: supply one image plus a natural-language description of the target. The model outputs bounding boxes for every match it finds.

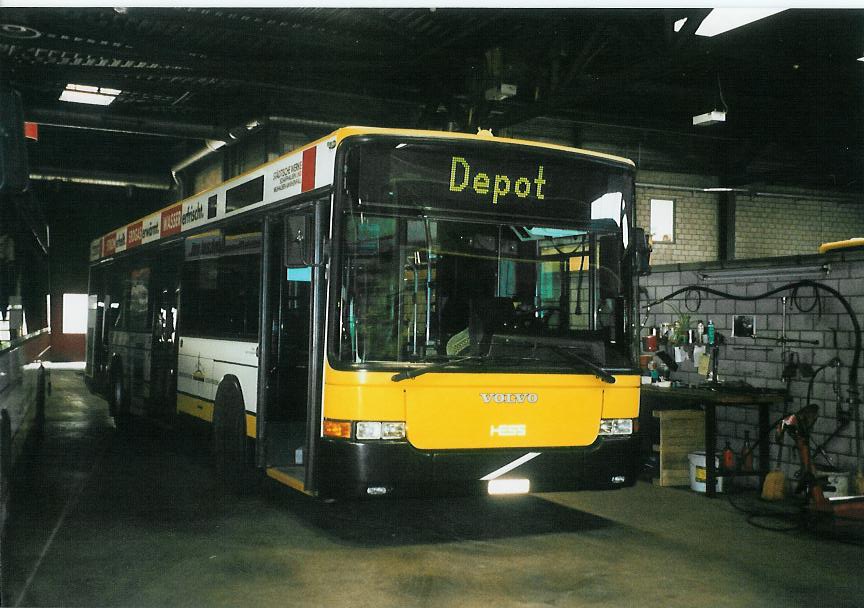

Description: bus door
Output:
[260,210,315,473]
[98,268,123,392]
[85,266,106,388]
[150,249,180,418]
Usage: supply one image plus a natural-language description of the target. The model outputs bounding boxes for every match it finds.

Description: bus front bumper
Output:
[315,435,640,498]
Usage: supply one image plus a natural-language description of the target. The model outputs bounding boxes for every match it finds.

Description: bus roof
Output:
[89,126,634,263]
[332,126,635,167]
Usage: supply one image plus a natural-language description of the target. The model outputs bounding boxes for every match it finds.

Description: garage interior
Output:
[1,7,863,607]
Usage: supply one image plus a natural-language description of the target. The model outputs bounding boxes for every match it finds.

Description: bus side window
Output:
[107,272,124,331]
[218,254,260,340]
[157,287,176,343]
[181,223,261,341]
[597,235,623,338]
[127,267,151,332]
[180,259,217,338]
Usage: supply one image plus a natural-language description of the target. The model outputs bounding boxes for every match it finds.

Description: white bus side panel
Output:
[177,336,259,413]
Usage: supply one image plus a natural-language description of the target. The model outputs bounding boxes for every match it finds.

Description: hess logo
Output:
[480,393,538,404]
[490,424,526,437]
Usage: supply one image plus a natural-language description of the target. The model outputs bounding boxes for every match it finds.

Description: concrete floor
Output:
[2,370,861,607]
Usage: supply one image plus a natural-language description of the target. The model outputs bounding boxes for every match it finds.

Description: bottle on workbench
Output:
[707,320,716,345]
[740,431,754,472]
[722,441,735,471]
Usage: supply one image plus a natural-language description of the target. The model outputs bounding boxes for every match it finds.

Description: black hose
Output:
[723,461,805,533]
[683,288,702,313]
[645,280,861,408]
[806,361,835,409]
[791,283,821,314]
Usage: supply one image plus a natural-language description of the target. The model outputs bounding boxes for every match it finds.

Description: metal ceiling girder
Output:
[26,107,231,140]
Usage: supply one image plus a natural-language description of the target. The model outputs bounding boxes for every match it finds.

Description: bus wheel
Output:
[110,372,132,435]
[212,382,257,494]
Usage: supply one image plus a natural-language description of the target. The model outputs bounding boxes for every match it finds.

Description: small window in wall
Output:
[62,293,88,334]
[650,198,674,243]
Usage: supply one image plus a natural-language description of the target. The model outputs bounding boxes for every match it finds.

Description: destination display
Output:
[352,139,632,222]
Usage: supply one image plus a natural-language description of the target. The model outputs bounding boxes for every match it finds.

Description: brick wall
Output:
[736,195,864,259]
[633,176,864,265]
[641,250,864,485]
[634,185,720,265]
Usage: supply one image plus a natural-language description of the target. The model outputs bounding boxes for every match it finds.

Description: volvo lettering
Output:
[480,393,539,404]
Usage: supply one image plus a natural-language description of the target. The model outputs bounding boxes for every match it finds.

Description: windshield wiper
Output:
[391,355,485,382]
[489,334,616,384]
[549,346,616,384]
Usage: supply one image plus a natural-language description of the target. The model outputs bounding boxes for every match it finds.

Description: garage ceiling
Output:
[2,7,864,195]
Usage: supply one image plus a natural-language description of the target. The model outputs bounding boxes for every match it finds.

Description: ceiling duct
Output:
[171,115,342,179]
[30,168,173,191]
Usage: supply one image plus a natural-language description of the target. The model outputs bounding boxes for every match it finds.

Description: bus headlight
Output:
[598,418,634,436]
[355,421,381,440]
[355,421,406,441]
[381,422,406,440]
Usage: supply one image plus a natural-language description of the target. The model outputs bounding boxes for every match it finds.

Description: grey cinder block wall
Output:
[640,251,864,481]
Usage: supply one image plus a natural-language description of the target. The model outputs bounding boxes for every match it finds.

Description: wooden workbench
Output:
[641,384,787,497]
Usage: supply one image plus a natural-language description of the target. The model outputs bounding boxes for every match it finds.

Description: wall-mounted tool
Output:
[752,297,819,346]
[781,351,800,383]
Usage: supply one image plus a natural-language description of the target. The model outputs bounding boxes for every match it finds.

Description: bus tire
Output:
[110,368,133,435]
[212,379,257,494]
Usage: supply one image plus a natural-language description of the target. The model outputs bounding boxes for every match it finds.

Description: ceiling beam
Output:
[26,107,231,140]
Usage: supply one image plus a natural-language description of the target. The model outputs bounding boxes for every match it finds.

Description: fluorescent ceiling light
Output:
[698,264,829,283]
[858,56,864,62]
[695,9,786,37]
[59,83,121,106]
[692,110,726,126]
[59,91,115,106]
[674,18,687,33]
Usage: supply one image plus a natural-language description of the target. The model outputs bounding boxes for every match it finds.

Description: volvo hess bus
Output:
[86,127,646,498]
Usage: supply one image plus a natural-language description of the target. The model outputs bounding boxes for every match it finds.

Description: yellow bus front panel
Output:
[318,367,640,497]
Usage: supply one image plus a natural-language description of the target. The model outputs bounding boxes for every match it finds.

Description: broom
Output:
[762,437,786,502]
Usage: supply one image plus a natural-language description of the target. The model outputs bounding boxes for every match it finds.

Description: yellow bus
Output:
[86,127,646,498]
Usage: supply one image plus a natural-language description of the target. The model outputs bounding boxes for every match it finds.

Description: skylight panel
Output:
[695,9,786,37]
[59,83,121,106]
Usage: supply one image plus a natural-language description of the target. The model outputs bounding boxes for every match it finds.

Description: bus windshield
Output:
[334,214,633,371]
[332,138,635,372]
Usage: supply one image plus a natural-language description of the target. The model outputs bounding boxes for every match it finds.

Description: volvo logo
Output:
[480,393,538,404]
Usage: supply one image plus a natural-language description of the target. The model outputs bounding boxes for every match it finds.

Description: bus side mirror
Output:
[284,214,313,268]
[632,227,651,276]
